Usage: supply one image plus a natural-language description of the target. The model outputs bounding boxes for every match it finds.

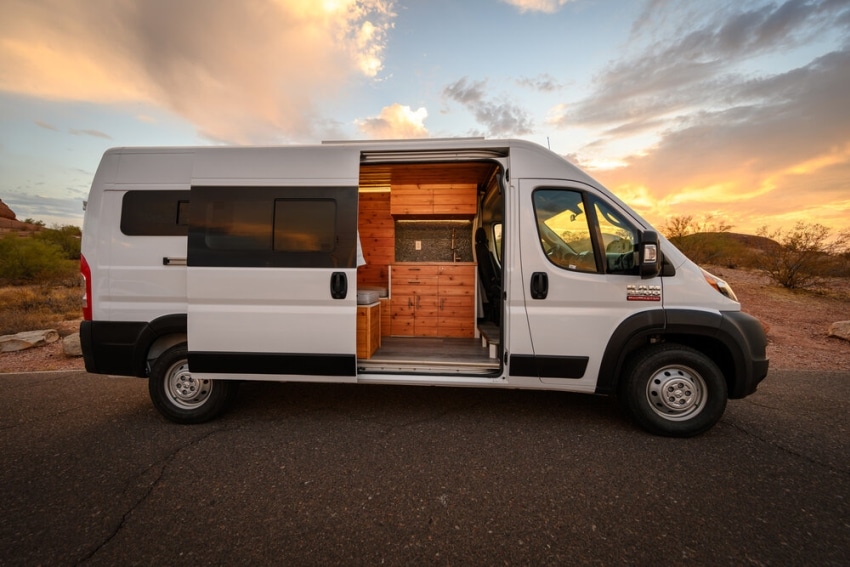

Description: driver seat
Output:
[475,227,501,324]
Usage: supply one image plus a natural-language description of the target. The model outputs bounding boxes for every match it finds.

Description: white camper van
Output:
[80,138,768,437]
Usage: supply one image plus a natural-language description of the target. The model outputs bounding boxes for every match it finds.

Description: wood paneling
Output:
[357,192,393,289]
[391,183,477,216]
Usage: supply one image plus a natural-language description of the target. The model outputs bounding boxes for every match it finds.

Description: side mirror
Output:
[638,231,662,279]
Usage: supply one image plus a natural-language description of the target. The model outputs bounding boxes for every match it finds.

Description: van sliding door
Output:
[186,181,359,382]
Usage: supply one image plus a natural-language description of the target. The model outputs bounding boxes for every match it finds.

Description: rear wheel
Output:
[621,344,727,437]
[148,343,238,424]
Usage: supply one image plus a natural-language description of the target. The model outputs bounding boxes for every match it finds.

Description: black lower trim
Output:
[81,315,187,377]
[188,352,357,377]
[80,320,149,376]
[510,354,588,379]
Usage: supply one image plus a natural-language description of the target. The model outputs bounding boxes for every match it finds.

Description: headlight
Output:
[701,268,738,302]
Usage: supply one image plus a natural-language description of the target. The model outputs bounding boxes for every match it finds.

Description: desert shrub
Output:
[661,215,755,267]
[33,224,81,260]
[756,223,850,289]
[0,234,78,285]
[0,284,82,335]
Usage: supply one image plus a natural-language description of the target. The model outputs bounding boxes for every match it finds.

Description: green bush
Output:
[33,225,81,260]
[0,234,78,285]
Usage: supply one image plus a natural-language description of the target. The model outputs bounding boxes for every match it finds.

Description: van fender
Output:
[595,309,768,399]
[136,314,187,376]
[595,310,666,396]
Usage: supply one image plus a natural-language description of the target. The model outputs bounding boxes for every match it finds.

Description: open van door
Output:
[185,147,360,382]
[512,179,664,391]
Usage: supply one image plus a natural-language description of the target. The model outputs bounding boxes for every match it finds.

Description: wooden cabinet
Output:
[390,264,475,338]
[357,302,381,358]
[391,184,477,217]
[390,265,439,337]
[437,265,475,338]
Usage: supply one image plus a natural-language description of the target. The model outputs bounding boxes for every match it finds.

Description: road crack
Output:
[76,425,235,565]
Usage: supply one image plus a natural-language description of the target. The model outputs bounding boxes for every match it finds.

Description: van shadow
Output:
[227,380,631,433]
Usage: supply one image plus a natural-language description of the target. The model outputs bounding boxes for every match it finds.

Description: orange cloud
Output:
[356,103,429,139]
[0,0,396,143]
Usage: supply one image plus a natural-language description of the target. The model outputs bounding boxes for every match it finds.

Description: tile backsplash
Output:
[395,220,473,262]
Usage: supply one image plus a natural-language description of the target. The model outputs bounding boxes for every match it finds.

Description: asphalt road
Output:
[1,369,848,566]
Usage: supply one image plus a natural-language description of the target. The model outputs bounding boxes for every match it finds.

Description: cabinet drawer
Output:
[392,265,441,278]
[392,282,438,296]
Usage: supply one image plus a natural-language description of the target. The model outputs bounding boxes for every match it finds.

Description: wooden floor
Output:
[357,335,500,375]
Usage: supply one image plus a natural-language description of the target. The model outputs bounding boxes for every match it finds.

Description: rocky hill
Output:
[0,199,43,234]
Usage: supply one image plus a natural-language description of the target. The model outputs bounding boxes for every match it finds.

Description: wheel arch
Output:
[133,314,187,377]
[597,308,765,399]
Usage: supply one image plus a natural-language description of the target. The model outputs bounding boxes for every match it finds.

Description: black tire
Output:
[620,344,727,437]
[148,343,238,424]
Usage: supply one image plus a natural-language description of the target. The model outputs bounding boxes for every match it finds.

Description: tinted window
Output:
[188,186,357,268]
[274,199,336,252]
[120,190,190,236]
[204,199,271,250]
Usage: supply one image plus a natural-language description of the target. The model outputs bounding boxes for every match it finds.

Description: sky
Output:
[1,0,849,235]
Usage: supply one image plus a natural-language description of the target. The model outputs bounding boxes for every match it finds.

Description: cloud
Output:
[500,0,576,14]
[558,0,850,133]
[356,103,429,138]
[34,120,58,131]
[443,77,534,137]
[3,190,86,226]
[515,73,562,92]
[547,0,850,232]
[0,0,396,143]
[593,47,850,233]
[69,128,112,140]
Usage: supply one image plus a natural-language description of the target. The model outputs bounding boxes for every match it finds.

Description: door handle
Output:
[330,272,347,299]
[531,272,548,300]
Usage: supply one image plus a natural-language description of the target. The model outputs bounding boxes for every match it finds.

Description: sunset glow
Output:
[0,0,847,236]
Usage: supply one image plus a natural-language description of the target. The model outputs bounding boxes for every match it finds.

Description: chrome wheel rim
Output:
[164,361,212,409]
[646,365,706,421]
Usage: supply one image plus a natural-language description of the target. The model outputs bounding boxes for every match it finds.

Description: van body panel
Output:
[186,266,356,355]
[191,146,359,186]
[660,259,740,311]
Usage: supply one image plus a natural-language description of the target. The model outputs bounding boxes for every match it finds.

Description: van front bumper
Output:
[721,310,769,398]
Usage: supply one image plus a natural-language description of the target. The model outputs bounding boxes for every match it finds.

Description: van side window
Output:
[188,186,357,269]
[274,199,336,252]
[532,189,597,273]
[120,190,190,236]
[592,197,638,274]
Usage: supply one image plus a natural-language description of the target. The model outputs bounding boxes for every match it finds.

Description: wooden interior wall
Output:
[357,192,394,288]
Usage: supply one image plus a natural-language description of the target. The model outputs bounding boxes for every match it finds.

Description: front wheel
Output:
[148,343,238,424]
[620,344,727,437]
